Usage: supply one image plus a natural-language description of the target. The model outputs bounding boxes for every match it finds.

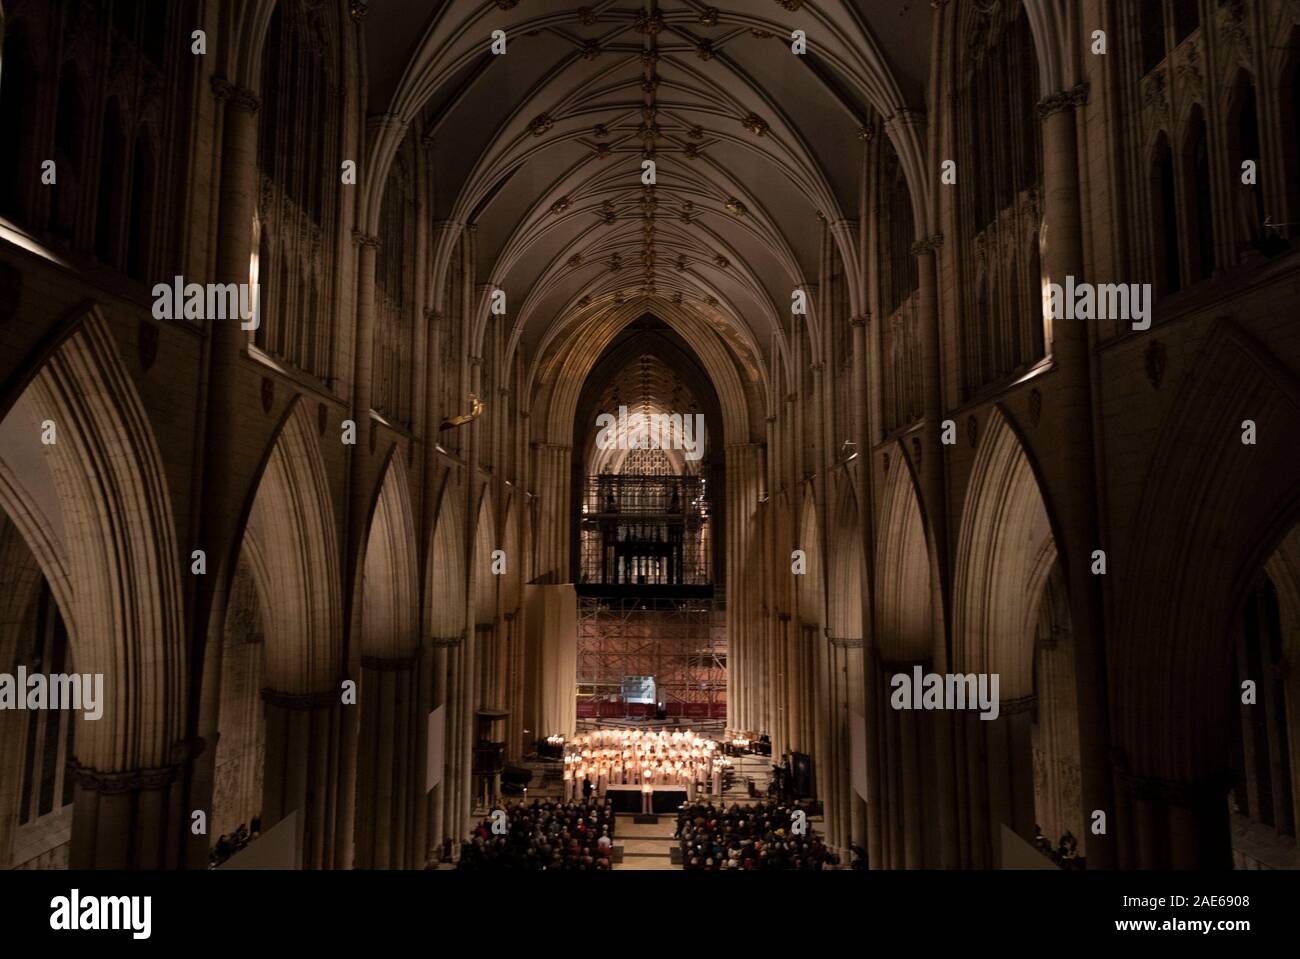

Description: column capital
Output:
[428,636,463,648]
[849,313,870,328]
[68,759,183,794]
[1119,770,1233,807]
[210,76,260,113]
[261,687,338,710]
[1000,694,1037,715]
[352,230,381,249]
[884,107,926,134]
[910,233,944,256]
[1037,82,1090,120]
[360,653,418,672]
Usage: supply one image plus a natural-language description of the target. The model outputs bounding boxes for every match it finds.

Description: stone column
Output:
[726,443,764,734]
[776,612,792,759]
[261,688,338,869]
[426,637,454,862]
[332,231,382,872]
[69,759,187,869]
[830,636,864,858]
[898,700,923,868]
[356,655,416,869]
[186,76,262,871]
[1118,774,1233,869]
[863,648,884,867]
[911,234,949,607]
[963,710,991,867]
[411,642,431,867]
[442,636,466,853]
[1038,83,1115,869]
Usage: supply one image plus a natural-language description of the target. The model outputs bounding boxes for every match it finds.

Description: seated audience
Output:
[457,797,615,871]
[675,800,838,871]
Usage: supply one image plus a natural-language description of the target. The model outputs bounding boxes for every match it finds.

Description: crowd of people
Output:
[457,798,616,871]
[676,801,839,870]
[1034,826,1086,869]
[208,817,261,868]
[562,727,723,800]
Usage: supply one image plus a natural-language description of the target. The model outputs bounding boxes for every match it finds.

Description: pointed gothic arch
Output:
[2,307,186,773]
[827,477,867,639]
[0,306,185,867]
[1116,324,1300,783]
[237,397,343,694]
[874,448,933,664]
[472,485,497,628]
[425,473,467,642]
[358,448,419,660]
[795,489,822,631]
[952,406,1058,700]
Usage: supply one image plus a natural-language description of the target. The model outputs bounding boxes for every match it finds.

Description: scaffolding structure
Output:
[576,595,726,709]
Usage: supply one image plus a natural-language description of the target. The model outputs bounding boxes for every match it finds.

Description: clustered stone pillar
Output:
[1118,774,1235,869]
[261,689,339,869]
[532,444,571,581]
[1038,83,1116,869]
[825,636,866,856]
[726,442,764,733]
[1032,622,1085,854]
[69,760,187,869]
[354,654,420,868]
[183,75,262,871]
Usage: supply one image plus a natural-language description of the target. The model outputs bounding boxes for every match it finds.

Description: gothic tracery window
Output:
[374,135,420,427]
[126,127,157,281]
[956,3,1044,396]
[878,135,921,433]
[52,62,87,243]
[1171,0,1200,45]
[1283,28,1300,238]
[1151,133,1182,296]
[0,20,37,224]
[1140,0,1167,75]
[94,97,126,264]
[254,0,341,382]
[1227,71,1264,254]
[1184,105,1216,283]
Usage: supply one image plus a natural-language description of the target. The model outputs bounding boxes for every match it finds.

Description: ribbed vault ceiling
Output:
[362,0,933,431]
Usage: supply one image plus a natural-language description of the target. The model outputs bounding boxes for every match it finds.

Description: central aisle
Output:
[612,816,678,871]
